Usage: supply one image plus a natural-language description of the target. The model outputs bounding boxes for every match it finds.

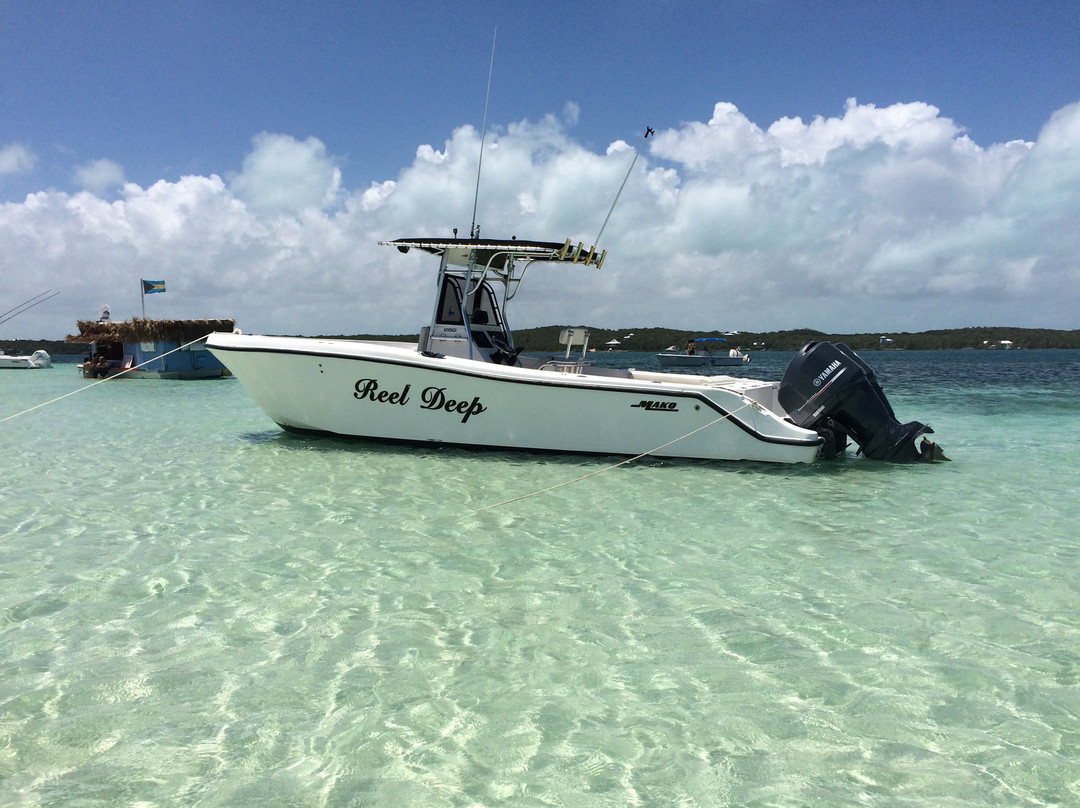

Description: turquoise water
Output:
[2,350,1079,807]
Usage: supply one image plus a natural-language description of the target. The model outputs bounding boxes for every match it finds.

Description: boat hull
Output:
[657,352,749,367]
[208,334,821,464]
[113,368,231,380]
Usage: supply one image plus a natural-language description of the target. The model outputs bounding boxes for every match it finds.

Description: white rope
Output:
[0,336,210,424]
[472,400,755,513]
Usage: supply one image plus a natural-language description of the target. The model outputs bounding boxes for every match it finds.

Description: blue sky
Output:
[2,0,1079,339]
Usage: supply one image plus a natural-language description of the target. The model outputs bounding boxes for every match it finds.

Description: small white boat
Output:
[207,238,944,463]
[0,349,51,369]
[658,338,751,367]
[0,291,60,367]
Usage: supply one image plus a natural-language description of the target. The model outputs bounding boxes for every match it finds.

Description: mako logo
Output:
[631,400,678,412]
[812,359,842,387]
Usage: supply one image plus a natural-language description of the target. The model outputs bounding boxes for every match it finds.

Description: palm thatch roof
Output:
[65,318,236,344]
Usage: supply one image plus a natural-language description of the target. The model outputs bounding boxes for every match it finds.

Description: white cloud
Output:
[0,143,37,175]
[73,158,125,195]
[228,133,342,213]
[766,98,965,166]
[561,101,580,127]
[650,102,773,175]
[1,100,1079,340]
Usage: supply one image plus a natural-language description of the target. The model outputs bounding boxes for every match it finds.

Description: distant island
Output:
[9,325,1080,356]
[297,325,1080,352]
[485,326,1080,352]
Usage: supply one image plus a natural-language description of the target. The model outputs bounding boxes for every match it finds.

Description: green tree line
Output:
[504,325,1080,352]
[16,325,1079,357]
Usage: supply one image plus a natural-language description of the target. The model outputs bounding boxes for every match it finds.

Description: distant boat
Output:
[65,318,236,379]
[657,338,751,367]
[0,349,51,369]
[1,290,58,368]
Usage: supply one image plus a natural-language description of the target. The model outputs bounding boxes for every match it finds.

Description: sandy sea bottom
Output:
[2,350,1079,806]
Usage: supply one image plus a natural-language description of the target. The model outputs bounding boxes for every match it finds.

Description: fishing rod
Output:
[0,289,61,327]
[594,125,653,247]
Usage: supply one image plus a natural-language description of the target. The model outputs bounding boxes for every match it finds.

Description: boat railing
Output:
[529,327,592,374]
[539,358,589,375]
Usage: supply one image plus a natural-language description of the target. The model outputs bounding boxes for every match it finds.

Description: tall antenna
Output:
[470,27,497,239]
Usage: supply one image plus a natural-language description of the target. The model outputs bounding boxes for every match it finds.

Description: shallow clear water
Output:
[2,350,1079,806]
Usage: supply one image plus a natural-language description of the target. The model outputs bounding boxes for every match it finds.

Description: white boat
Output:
[658,338,751,367]
[0,291,60,367]
[207,238,945,463]
[0,349,51,369]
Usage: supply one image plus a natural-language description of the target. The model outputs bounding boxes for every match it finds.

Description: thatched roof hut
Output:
[65,318,236,344]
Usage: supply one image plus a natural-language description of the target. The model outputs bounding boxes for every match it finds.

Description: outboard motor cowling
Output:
[778,342,944,462]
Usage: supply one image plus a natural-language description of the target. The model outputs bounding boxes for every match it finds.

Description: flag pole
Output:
[140,279,146,319]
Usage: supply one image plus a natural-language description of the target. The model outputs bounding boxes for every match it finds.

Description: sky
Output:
[2,0,1079,340]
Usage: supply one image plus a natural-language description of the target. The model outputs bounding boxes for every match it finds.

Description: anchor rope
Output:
[472,400,755,513]
[0,336,211,424]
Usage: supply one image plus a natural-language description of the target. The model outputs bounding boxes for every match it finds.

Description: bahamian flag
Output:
[141,279,166,294]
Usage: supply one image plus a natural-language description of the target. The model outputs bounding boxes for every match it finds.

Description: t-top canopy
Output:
[379,238,606,270]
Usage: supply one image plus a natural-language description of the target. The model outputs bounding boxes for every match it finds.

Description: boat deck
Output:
[519,357,784,413]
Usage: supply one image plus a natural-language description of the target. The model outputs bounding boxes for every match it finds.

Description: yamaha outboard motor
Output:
[779,342,946,462]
